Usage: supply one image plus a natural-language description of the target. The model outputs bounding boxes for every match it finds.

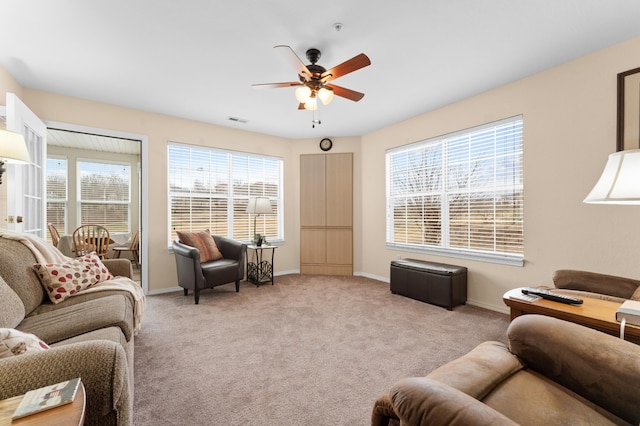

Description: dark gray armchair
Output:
[172,235,247,304]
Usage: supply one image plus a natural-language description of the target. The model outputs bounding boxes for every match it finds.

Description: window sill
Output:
[386,243,524,267]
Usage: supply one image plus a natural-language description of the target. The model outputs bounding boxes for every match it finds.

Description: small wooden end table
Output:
[0,381,86,426]
[503,288,640,344]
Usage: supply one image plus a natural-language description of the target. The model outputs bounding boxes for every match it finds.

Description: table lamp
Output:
[0,129,31,185]
[584,149,640,204]
[246,197,273,243]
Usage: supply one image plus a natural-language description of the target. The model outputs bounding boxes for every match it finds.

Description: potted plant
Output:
[253,234,268,247]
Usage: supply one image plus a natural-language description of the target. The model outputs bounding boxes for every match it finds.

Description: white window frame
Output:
[77,159,132,233]
[386,116,524,266]
[167,141,284,246]
[46,155,68,238]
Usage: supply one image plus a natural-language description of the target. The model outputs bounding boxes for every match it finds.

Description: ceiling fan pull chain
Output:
[312,107,321,128]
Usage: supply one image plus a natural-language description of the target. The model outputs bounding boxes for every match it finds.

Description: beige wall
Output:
[360,35,640,312]
[2,35,640,310]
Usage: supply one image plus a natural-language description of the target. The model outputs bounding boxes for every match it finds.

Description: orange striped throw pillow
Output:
[176,230,223,262]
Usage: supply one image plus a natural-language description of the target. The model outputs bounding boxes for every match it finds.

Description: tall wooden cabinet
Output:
[300,153,353,275]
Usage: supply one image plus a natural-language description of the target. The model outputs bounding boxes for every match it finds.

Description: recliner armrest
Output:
[426,341,523,400]
[508,314,640,425]
[552,269,640,299]
[390,377,517,426]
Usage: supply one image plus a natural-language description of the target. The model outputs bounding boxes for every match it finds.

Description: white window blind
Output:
[386,116,523,265]
[78,160,131,233]
[46,157,68,239]
[168,142,283,245]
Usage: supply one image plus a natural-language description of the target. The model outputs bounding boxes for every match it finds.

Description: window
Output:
[46,157,68,239]
[386,116,523,265]
[168,142,283,245]
[78,160,131,233]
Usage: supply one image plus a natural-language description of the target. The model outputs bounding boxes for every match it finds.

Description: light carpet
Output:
[134,274,510,425]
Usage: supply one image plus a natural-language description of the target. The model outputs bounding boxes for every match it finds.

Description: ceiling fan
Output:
[252,45,371,111]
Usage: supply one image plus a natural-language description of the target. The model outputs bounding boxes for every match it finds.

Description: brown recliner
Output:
[173,236,247,304]
[372,314,640,425]
[550,269,640,302]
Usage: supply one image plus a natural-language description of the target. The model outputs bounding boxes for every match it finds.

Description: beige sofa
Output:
[372,314,640,425]
[0,235,139,426]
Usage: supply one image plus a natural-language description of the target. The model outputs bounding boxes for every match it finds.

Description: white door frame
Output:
[5,93,47,236]
[46,120,149,295]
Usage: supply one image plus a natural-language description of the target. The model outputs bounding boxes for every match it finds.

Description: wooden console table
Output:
[0,381,86,426]
[503,288,640,344]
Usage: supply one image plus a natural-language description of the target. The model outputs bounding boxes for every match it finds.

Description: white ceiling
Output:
[2,1,640,140]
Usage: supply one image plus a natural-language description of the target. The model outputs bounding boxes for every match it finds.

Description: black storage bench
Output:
[390,259,467,310]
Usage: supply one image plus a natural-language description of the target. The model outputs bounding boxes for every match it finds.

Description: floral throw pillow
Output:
[176,230,223,262]
[0,328,49,358]
[34,253,113,304]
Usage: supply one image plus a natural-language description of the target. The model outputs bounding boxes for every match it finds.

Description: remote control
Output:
[521,287,583,305]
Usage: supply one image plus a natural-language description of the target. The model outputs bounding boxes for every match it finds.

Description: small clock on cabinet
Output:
[319,138,333,151]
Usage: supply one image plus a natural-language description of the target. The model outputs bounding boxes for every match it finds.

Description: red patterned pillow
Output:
[34,253,113,304]
[176,230,223,262]
[0,328,49,358]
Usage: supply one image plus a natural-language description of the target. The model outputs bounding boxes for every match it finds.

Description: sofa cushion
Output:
[18,294,133,344]
[33,253,113,304]
[0,328,49,358]
[0,275,25,328]
[0,238,46,316]
[177,230,223,262]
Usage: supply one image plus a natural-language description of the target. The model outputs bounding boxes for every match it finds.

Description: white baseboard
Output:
[354,271,389,282]
[466,298,510,315]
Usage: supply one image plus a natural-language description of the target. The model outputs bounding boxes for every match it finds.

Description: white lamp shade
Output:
[295,86,312,103]
[304,97,318,111]
[246,197,273,214]
[0,129,30,164]
[318,87,334,105]
[584,149,640,204]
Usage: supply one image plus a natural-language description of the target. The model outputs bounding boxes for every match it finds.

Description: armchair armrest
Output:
[172,239,204,291]
[0,340,131,425]
[552,269,640,299]
[389,377,517,426]
[172,239,201,261]
[103,258,133,279]
[508,314,640,425]
[213,235,247,262]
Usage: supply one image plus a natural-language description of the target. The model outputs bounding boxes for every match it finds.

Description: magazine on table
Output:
[12,377,81,419]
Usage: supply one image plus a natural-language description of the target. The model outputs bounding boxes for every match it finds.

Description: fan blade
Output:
[252,82,301,89]
[320,53,371,83]
[274,45,312,82]
[327,84,365,102]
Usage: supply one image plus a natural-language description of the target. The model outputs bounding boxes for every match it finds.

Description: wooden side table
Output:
[503,288,640,344]
[0,381,86,426]
[246,245,277,286]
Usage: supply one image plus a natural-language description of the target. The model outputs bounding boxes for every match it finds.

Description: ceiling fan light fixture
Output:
[295,86,312,103]
[318,87,334,105]
[304,96,318,111]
